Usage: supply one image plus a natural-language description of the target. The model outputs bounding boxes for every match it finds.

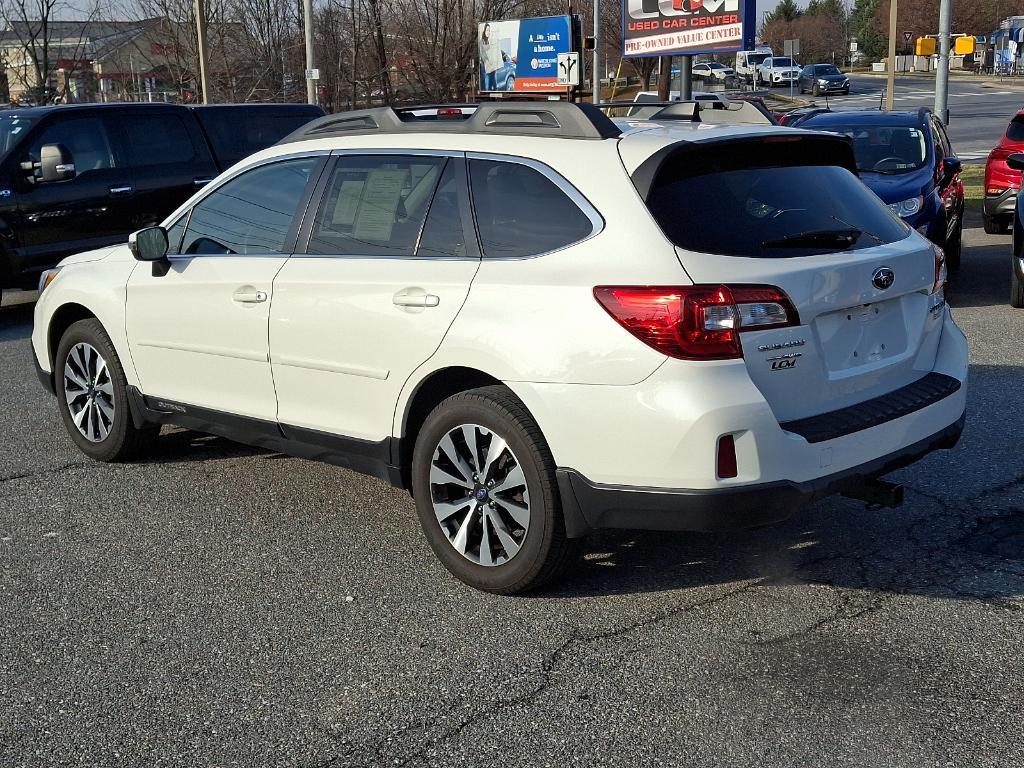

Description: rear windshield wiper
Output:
[761,228,862,249]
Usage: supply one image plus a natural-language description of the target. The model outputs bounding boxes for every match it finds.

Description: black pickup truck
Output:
[0,101,324,292]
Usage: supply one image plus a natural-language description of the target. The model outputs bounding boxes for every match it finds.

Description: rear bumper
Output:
[983,189,1017,219]
[556,412,964,535]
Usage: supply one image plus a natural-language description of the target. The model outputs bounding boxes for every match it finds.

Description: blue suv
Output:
[795,108,964,269]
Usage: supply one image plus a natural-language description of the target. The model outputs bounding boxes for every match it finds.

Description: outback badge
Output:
[872,266,895,290]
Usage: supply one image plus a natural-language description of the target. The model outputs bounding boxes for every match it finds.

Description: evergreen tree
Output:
[851,0,886,60]
[764,0,803,25]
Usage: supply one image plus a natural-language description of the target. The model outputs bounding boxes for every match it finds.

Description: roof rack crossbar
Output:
[279,102,622,144]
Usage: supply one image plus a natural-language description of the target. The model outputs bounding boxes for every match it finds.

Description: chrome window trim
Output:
[466,151,604,260]
[165,151,329,261]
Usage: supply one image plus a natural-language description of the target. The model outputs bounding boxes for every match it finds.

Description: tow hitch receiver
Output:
[841,477,904,509]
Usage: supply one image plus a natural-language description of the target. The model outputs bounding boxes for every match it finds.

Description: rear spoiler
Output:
[630,132,858,202]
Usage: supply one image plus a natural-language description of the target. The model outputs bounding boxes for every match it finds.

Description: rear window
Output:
[1007,117,1024,142]
[197,108,322,167]
[645,141,910,258]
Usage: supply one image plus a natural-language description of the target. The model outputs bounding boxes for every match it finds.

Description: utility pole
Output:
[935,0,952,124]
[194,0,210,104]
[303,0,317,104]
[592,0,600,104]
[885,0,897,110]
[679,54,692,100]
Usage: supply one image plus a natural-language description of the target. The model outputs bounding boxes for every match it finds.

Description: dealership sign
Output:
[478,16,575,93]
[623,0,756,57]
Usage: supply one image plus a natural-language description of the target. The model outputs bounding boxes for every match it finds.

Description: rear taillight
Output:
[931,243,947,295]
[593,285,799,360]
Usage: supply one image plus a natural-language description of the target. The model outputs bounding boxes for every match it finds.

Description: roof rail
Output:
[278,102,622,143]
[604,99,776,126]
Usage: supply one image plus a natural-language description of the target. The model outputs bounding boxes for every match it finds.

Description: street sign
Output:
[305,68,320,80]
[557,52,580,87]
[902,31,913,42]
[850,41,858,52]
[783,38,800,58]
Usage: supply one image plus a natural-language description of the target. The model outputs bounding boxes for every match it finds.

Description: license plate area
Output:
[815,298,908,374]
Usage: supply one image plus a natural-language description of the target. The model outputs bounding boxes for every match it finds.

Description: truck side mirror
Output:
[39,143,75,182]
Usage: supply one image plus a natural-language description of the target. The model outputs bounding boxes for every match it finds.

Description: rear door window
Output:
[122,114,197,165]
[643,140,910,258]
[306,154,453,257]
[198,108,322,167]
[468,159,595,258]
[1006,116,1024,142]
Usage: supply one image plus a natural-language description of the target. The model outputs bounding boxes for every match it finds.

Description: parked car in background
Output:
[624,90,729,118]
[797,64,850,96]
[33,103,966,593]
[757,57,801,87]
[798,108,964,270]
[777,105,831,126]
[692,62,735,82]
[983,109,1024,235]
[0,101,324,295]
[735,47,772,84]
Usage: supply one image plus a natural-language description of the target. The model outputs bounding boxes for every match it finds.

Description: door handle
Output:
[233,288,268,304]
[393,289,440,308]
[108,185,133,197]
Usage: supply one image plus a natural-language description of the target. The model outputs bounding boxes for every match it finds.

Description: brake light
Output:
[437,107,463,118]
[593,285,799,360]
[931,243,947,294]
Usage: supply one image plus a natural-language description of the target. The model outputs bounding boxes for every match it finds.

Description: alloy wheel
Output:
[429,423,530,567]
[63,342,114,443]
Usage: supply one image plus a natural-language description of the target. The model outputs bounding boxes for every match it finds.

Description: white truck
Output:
[735,47,773,84]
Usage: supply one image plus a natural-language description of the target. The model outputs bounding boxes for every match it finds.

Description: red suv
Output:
[984,110,1024,234]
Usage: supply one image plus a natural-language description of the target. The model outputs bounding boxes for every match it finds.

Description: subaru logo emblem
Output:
[475,488,488,501]
[872,267,895,290]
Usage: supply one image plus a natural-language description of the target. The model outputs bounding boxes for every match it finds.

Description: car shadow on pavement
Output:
[145,428,271,463]
[947,211,1012,309]
[544,360,1024,605]
[0,302,33,340]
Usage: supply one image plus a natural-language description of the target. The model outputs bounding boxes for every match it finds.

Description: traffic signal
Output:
[915,37,936,56]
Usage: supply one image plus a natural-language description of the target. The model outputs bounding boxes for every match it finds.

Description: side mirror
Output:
[128,226,169,262]
[1008,153,1024,172]
[39,143,75,182]
[943,156,962,178]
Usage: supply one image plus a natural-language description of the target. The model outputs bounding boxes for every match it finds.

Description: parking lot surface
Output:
[2,211,1023,767]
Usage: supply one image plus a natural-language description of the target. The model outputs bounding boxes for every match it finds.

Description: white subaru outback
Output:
[32,102,968,594]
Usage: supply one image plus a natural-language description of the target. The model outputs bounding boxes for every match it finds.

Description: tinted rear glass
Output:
[1007,117,1024,142]
[197,108,321,167]
[645,141,909,258]
[773,57,795,66]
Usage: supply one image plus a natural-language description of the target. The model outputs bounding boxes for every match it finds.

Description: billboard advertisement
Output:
[623,0,756,58]
[478,16,574,92]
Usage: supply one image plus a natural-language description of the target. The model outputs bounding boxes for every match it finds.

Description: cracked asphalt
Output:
[2,210,1023,767]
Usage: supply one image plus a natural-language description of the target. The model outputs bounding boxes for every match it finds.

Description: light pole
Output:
[884,0,897,110]
[592,0,600,104]
[935,0,951,124]
[303,0,317,104]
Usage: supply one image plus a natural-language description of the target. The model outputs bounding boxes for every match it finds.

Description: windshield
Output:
[817,65,842,75]
[0,115,34,157]
[819,125,927,173]
[709,62,727,69]
[747,53,770,65]
[773,57,795,66]
[643,140,909,258]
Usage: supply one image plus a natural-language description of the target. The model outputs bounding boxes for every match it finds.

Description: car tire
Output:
[411,385,578,594]
[812,83,820,96]
[1012,259,1024,308]
[983,214,1009,235]
[506,77,515,92]
[945,219,962,272]
[54,318,159,462]
[842,87,850,95]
